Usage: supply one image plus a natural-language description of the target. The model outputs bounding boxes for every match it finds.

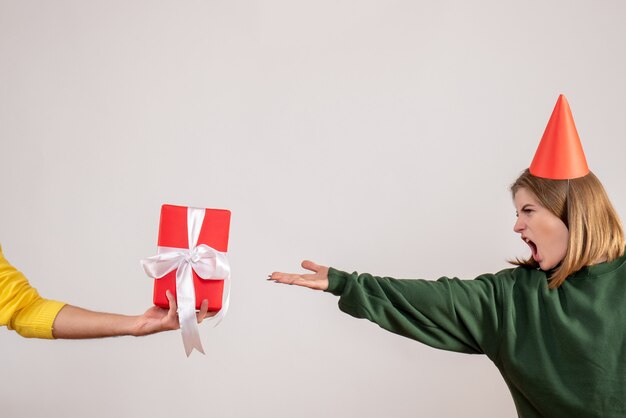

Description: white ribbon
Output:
[141,207,231,356]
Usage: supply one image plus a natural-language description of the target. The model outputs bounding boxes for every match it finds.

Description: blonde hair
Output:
[510,169,624,288]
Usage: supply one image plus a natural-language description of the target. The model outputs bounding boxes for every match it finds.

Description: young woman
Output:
[269,96,626,417]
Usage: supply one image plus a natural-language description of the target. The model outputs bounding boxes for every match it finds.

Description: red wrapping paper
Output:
[153,204,231,310]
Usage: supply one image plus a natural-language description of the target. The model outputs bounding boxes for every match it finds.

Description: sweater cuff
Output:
[12,299,67,339]
[325,267,350,296]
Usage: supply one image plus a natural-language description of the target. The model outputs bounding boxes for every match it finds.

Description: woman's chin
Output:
[538,260,558,271]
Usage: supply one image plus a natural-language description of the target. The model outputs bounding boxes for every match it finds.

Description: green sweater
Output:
[326,253,626,418]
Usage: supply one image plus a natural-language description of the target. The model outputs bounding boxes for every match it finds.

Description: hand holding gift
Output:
[1,243,216,341]
[48,290,216,339]
[130,290,216,337]
[141,204,231,356]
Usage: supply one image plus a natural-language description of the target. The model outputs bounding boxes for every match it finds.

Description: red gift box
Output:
[153,204,231,311]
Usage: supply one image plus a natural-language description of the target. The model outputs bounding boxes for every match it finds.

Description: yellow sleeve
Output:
[0,245,66,339]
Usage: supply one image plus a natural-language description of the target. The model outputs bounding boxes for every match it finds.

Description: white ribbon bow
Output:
[141,207,230,356]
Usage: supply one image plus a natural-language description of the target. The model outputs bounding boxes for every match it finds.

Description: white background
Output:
[2,1,625,417]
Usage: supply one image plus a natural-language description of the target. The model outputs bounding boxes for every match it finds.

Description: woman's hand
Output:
[269,260,329,291]
[132,290,216,336]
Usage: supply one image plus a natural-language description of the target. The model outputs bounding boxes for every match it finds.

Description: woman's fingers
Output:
[163,293,217,325]
[269,261,329,291]
[268,272,322,290]
[269,272,304,284]
[269,260,322,282]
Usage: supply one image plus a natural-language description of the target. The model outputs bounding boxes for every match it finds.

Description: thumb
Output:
[301,260,321,273]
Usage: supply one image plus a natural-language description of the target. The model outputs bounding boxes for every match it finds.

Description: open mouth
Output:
[523,237,538,260]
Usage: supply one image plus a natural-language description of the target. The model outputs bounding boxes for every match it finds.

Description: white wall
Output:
[2,1,625,417]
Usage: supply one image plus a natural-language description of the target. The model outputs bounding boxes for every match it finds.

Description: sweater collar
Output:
[570,248,626,279]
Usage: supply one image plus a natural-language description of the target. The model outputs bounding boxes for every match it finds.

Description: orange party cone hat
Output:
[529,94,589,179]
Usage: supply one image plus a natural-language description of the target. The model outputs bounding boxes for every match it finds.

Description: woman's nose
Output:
[513,217,524,233]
